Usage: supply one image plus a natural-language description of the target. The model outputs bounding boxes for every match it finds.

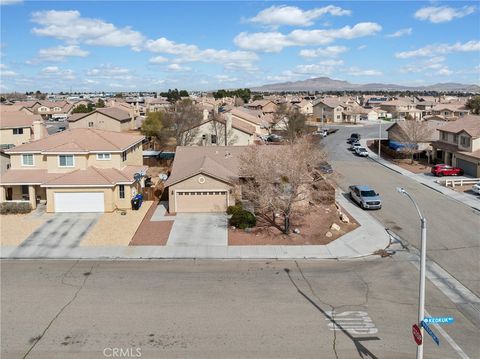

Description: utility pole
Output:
[378,119,382,159]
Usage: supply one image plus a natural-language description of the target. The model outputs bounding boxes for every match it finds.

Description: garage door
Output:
[54,192,105,213]
[456,158,477,177]
[175,191,227,213]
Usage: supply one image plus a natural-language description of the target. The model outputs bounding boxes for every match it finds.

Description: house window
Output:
[58,155,74,167]
[119,185,125,199]
[21,185,29,200]
[13,128,24,135]
[453,135,458,143]
[460,136,471,147]
[211,134,217,144]
[88,121,94,127]
[441,132,448,141]
[21,154,34,166]
[96,153,111,160]
[122,151,127,161]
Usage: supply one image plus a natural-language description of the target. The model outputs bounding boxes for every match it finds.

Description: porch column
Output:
[0,186,6,202]
[28,185,36,210]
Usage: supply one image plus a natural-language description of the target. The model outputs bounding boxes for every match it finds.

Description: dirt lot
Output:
[81,201,153,246]
[0,214,46,246]
[129,201,174,246]
[229,204,358,245]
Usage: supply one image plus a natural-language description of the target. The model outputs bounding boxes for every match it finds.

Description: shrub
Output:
[0,202,32,215]
[229,209,256,229]
[227,204,243,215]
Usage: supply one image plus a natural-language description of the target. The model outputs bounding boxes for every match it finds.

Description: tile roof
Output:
[97,107,132,121]
[0,169,61,185]
[0,111,42,129]
[230,107,271,127]
[437,115,480,138]
[5,128,144,153]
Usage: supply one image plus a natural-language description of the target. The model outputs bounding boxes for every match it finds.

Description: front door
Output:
[6,188,13,200]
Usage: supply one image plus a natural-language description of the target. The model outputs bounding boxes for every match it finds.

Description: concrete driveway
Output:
[167,213,228,246]
[10,213,100,258]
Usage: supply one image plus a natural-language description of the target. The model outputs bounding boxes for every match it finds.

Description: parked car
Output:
[347,133,361,143]
[431,164,464,177]
[349,185,382,210]
[350,142,362,151]
[355,147,369,157]
[267,134,282,142]
[471,182,480,195]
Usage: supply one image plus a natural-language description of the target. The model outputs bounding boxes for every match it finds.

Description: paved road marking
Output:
[325,311,378,335]
[424,310,470,359]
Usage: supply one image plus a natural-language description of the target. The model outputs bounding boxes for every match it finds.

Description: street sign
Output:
[412,324,422,345]
[421,320,440,346]
[423,317,454,325]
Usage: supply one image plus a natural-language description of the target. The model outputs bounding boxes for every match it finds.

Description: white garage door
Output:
[175,191,227,213]
[54,192,105,213]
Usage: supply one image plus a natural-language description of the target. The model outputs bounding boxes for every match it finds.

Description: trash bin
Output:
[131,194,143,210]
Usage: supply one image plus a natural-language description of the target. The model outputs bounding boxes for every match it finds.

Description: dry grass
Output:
[81,201,153,246]
[0,214,46,246]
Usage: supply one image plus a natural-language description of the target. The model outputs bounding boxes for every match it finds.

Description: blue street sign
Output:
[421,320,440,346]
[423,317,455,325]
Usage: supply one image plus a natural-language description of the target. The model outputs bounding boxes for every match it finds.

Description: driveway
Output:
[9,213,100,258]
[167,213,228,246]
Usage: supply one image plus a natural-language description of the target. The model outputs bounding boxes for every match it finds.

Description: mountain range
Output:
[251,77,480,93]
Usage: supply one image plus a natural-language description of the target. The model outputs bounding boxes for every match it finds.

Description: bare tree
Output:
[208,119,238,145]
[274,104,307,142]
[393,116,433,163]
[165,99,203,146]
[239,139,325,234]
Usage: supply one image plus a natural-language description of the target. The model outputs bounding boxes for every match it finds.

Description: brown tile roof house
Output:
[0,111,42,129]
[68,107,131,123]
[438,114,480,138]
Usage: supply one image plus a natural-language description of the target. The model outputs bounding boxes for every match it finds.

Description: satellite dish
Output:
[133,173,143,182]
[159,173,168,181]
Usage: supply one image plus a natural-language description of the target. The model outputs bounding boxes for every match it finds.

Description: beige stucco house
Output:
[0,128,146,212]
[68,107,135,132]
[432,115,480,177]
[0,111,46,149]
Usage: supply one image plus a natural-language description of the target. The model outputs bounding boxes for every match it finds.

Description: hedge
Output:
[227,204,243,215]
[229,209,256,229]
[0,202,32,215]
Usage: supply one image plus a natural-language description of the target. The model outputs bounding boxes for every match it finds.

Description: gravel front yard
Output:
[0,214,46,246]
[81,201,153,246]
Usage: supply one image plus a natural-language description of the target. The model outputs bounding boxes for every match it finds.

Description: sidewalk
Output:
[0,194,390,260]
[360,139,480,211]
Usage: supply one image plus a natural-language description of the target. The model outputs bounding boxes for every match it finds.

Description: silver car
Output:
[349,185,382,210]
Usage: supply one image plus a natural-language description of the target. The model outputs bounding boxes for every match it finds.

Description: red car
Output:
[431,164,464,177]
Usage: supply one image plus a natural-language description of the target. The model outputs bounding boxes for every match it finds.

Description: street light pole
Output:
[396,187,427,359]
[378,119,382,159]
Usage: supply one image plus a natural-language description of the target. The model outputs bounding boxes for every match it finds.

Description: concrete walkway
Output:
[360,139,480,211]
[167,213,228,246]
[1,194,390,259]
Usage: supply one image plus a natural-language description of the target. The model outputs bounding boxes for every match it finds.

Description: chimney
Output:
[32,120,44,141]
[203,109,209,121]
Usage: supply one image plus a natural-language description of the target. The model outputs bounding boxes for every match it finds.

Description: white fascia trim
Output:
[6,151,41,154]
[1,182,43,185]
[44,152,89,155]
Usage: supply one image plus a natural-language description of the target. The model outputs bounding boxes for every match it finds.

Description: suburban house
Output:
[245,100,277,114]
[386,120,446,152]
[379,99,423,120]
[21,100,74,120]
[0,111,46,149]
[424,103,470,121]
[312,98,363,123]
[183,113,257,146]
[0,128,147,212]
[431,115,480,177]
[68,107,136,132]
[294,100,314,115]
[145,98,171,113]
[164,146,245,213]
[228,108,271,135]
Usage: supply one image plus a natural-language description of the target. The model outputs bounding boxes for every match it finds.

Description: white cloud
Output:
[86,64,133,81]
[299,45,348,58]
[40,66,76,80]
[0,70,17,77]
[0,0,23,5]
[357,45,367,50]
[247,5,351,28]
[386,28,412,38]
[41,66,60,73]
[436,68,453,76]
[343,67,382,76]
[167,64,191,72]
[414,5,476,23]
[37,45,89,60]
[234,22,381,52]
[396,40,480,58]
[215,75,238,83]
[31,10,145,50]
[149,56,168,64]
[400,56,447,73]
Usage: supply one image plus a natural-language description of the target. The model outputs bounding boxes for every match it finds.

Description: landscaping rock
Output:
[330,223,341,231]
[325,231,333,238]
[244,227,252,233]
[340,213,350,224]
[293,228,300,234]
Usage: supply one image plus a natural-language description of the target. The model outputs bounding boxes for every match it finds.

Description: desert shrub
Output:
[229,209,256,229]
[0,202,32,215]
[227,204,243,215]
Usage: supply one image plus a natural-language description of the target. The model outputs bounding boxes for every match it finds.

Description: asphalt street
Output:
[1,259,478,359]
[322,124,480,300]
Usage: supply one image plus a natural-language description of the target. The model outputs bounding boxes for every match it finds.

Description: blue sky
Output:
[0,1,479,92]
